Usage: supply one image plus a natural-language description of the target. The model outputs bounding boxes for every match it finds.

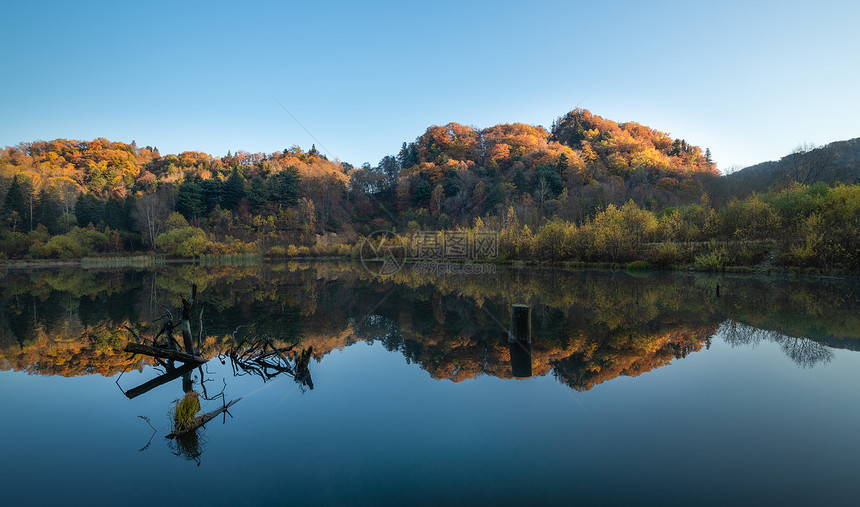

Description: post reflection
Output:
[509,304,533,378]
[509,339,532,378]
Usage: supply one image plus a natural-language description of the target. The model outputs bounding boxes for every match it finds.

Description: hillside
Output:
[25,108,860,270]
[0,138,350,210]
[0,108,718,242]
[363,108,719,229]
[725,138,860,196]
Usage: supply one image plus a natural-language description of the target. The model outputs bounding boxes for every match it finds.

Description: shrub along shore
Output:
[3,182,860,275]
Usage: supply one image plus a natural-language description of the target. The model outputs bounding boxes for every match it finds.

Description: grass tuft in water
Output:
[169,391,201,432]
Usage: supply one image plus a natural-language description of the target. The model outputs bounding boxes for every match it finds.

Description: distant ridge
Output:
[726,137,860,195]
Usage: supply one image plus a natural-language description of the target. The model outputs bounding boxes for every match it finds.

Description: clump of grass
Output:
[694,251,724,271]
[694,240,726,272]
[169,391,201,433]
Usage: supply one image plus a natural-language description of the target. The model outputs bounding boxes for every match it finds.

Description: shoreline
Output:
[2,253,854,280]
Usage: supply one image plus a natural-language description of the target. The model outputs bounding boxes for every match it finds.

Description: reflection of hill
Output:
[0,323,149,377]
[1,263,859,386]
[551,325,716,391]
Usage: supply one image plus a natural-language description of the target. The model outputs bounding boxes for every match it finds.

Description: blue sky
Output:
[1,1,858,172]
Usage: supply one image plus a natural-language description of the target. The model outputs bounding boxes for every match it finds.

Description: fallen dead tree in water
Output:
[118,281,245,463]
[166,397,242,439]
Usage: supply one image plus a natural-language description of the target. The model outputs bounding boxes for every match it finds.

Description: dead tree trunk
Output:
[124,362,199,399]
[181,297,195,356]
[166,398,242,439]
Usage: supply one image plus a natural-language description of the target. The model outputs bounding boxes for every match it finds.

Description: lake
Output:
[2,262,860,505]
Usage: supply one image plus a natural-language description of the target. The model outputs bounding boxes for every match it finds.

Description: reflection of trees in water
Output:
[356,313,438,368]
[780,336,834,369]
[720,320,834,368]
[355,314,402,349]
[4,263,860,386]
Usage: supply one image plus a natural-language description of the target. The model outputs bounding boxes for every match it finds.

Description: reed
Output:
[80,255,167,268]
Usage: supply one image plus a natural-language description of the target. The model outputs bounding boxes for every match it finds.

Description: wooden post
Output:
[509,304,532,378]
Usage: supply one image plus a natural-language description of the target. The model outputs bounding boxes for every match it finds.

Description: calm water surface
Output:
[1,262,860,505]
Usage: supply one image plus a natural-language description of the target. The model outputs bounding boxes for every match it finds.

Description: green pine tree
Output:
[269,167,301,207]
[413,180,432,206]
[104,197,125,230]
[75,193,102,227]
[34,187,61,233]
[2,176,27,231]
[176,181,205,220]
[222,169,245,210]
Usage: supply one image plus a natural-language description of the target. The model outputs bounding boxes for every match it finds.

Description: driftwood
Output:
[124,343,207,364]
[166,398,242,439]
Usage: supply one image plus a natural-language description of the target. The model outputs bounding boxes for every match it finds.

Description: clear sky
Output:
[1,0,858,173]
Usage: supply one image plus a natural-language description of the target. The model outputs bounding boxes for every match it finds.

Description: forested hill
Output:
[0,108,730,261]
[382,108,718,225]
[0,138,348,203]
[724,138,860,197]
[0,108,718,237]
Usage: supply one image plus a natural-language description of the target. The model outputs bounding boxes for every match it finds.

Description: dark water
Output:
[2,262,860,505]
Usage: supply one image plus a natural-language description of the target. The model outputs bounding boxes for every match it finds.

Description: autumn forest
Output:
[2,108,859,272]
